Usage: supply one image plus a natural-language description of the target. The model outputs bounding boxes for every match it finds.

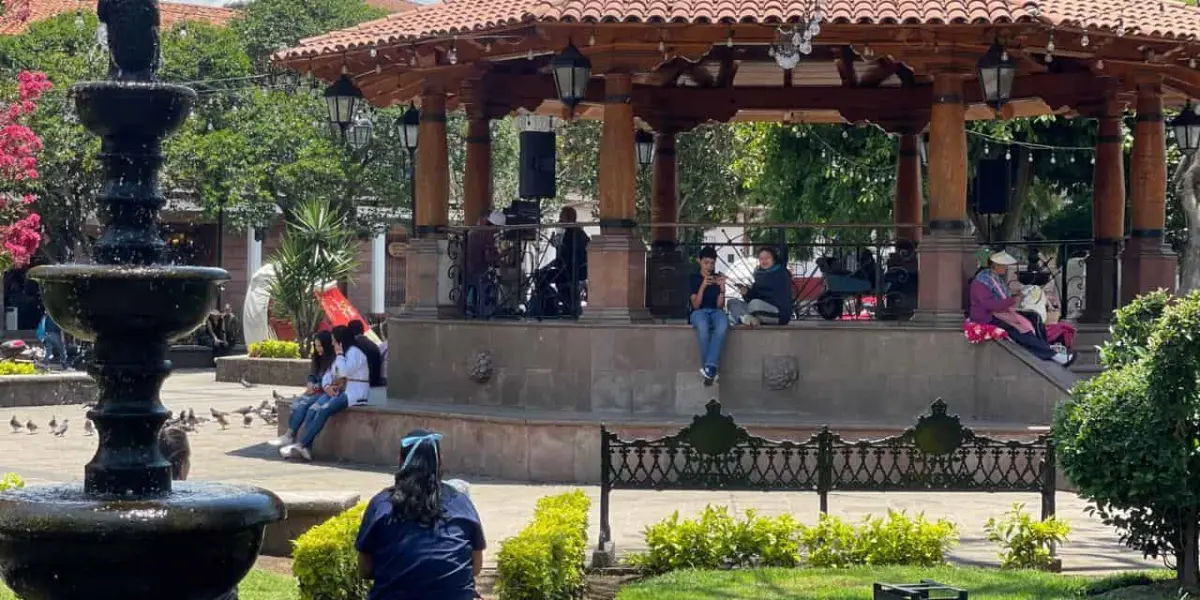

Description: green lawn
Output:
[615,567,1179,600]
[0,569,298,600]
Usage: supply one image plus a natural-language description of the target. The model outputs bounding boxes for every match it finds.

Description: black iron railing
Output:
[446,223,588,320]
[598,399,1055,551]
[982,240,1095,322]
[671,224,918,322]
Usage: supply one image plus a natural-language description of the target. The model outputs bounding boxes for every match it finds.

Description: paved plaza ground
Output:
[0,371,1162,573]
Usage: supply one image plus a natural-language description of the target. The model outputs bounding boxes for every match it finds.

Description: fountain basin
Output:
[72,81,196,139]
[0,481,284,600]
[30,264,227,343]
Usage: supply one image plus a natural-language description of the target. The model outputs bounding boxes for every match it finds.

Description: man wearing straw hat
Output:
[969,251,1075,366]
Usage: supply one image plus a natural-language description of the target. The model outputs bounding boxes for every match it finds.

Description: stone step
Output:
[1069,363,1104,381]
[1073,347,1100,368]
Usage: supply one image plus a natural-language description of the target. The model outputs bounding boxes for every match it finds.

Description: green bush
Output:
[292,502,369,600]
[984,503,1071,570]
[798,511,958,568]
[248,340,301,359]
[0,361,37,375]
[495,490,590,600]
[630,506,801,575]
[0,473,23,491]
[1054,291,1200,584]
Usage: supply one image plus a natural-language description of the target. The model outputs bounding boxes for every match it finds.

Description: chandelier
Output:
[769,1,826,70]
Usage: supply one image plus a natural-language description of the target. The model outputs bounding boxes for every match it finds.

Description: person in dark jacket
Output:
[727,246,792,326]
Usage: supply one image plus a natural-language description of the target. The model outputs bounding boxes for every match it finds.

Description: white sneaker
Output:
[267,433,293,448]
[740,314,760,327]
[297,446,313,462]
[1051,352,1070,365]
[279,444,297,459]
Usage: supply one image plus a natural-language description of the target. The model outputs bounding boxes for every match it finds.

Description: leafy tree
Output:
[1054,290,1200,586]
[229,0,387,67]
[268,198,357,356]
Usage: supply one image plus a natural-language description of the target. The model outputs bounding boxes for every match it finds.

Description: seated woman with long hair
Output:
[356,429,486,600]
[268,330,336,451]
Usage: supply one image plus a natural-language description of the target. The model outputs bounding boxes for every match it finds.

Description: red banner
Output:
[314,286,381,344]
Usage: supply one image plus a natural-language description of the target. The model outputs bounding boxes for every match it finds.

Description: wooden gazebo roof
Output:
[274,0,1200,125]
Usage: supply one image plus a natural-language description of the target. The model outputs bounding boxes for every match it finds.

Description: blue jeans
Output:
[43,332,67,368]
[287,394,322,434]
[298,393,349,449]
[689,308,729,370]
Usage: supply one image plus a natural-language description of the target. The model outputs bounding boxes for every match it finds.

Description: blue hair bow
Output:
[399,433,443,472]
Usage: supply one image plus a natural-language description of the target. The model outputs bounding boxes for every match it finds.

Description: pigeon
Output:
[186,409,198,427]
[210,407,227,419]
[84,420,94,436]
[48,415,57,432]
[271,391,286,402]
[213,412,229,430]
[243,413,254,427]
[53,420,69,437]
[10,415,22,433]
[231,405,255,415]
[26,420,37,434]
[239,377,255,389]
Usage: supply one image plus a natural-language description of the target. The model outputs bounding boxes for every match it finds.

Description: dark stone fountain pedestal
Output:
[0,10,283,598]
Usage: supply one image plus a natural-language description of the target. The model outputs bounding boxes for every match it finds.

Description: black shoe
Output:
[701,367,716,387]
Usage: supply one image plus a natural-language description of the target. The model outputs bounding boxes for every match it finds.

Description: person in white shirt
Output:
[280,326,361,462]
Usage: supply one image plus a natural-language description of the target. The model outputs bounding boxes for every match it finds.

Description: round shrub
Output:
[248,340,301,359]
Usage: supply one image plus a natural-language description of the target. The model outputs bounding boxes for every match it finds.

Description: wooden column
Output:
[894,133,923,242]
[651,128,678,244]
[585,72,647,321]
[462,116,492,224]
[916,73,973,321]
[1082,100,1125,322]
[1122,79,1177,303]
[403,91,449,318]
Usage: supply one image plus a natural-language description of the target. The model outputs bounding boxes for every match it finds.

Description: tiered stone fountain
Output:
[0,1,283,598]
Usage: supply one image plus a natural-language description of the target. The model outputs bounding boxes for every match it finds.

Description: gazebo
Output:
[270,0,1200,481]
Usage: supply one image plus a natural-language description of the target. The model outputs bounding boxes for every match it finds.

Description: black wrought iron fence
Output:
[445,223,588,320]
[598,399,1055,552]
[981,240,1095,322]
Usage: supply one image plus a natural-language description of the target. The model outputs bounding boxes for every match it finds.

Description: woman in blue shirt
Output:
[356,429,486,600]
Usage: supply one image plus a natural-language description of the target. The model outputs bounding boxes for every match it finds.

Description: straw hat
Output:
[989,251,1018,266]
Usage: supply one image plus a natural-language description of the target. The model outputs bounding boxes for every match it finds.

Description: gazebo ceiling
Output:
[273,0,1200,124]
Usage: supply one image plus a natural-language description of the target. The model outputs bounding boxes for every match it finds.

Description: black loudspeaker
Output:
[974,158,1010,215]
[520,130,556,199]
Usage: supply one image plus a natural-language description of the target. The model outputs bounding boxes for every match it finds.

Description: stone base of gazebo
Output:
[280,319,1076,482]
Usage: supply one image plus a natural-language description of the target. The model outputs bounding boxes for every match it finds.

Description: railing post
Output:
[817,427,832,514]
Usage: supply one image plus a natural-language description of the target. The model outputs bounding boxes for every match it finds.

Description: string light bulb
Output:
[1191,57,1198,69]
[447,45,458,64]
[369,47,377,58]
[726,31,733,48]
[1081,32,1089,47]
[588,32,596,46]
[1005,149,1012,160]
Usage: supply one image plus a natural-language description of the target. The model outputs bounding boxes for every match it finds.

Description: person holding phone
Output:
[689,246,728,386]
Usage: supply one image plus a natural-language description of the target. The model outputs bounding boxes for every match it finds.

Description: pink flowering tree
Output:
[0,71,49,271]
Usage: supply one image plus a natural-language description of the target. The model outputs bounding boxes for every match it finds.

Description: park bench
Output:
[596,399,1056,564]
[260,491,361,557]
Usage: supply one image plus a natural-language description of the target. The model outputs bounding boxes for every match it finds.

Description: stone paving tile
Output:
[0,370,1162,573]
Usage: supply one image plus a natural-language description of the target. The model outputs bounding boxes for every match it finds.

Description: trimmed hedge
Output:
[495,490,590,600]
[0,361,36,376]
[248,340,301,359]
[292,502,369,600]
[0,473,23,491]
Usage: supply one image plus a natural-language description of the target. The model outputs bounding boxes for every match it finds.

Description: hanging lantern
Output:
[397,104,420,151]
[323,74,364,132]
[976,42,1017,109]
[1171,101,1200,153]
[551,43,592,110]
[635,129,655,167]
[346,117,373,150]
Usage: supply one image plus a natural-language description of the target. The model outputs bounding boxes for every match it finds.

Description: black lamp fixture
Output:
[397,103,420,151]
[977,41,1017,109]
[346,116,373,150]
[1171,101,1200,153]
[323,73,364,132]
[551,43,592,111]
[635,129,655,167]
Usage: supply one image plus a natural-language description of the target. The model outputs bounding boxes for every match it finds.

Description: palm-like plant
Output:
[268,199,357,357]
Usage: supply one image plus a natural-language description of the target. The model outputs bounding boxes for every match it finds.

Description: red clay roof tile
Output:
[277,0,1200,59]
[0,0,239,35]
